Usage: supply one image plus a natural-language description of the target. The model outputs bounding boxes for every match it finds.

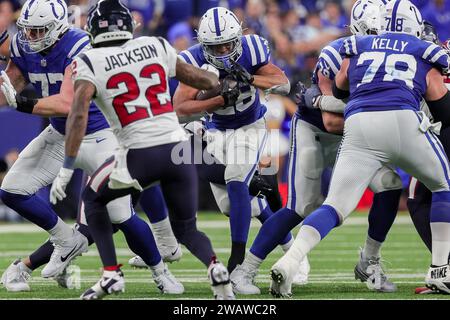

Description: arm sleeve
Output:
[339,35,358,57]
[421,42,450,74]
[318,95,346,113]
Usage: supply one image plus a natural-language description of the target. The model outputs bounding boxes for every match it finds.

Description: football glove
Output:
[295,81,322,109]
[1,70,17,109]
[249,171,273,199]
[226,61,254,85]
[50,167,74,204]
[221,76,240,107]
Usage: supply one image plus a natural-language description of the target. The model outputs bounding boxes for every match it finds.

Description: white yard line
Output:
[0,216,413,234]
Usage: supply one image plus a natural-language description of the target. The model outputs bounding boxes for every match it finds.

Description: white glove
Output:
[50,167,74,205]
[0,71,17,108]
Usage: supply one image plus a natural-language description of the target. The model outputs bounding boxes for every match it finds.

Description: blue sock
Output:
[250,208,302,259]
[303,205,340,239]
[256,204,293,246]
[368,189,402,242]
[0,190,58,230]
[227,181,252,243]
[431,191,450,223]
[139,185,168,223]
[117,213,161,267]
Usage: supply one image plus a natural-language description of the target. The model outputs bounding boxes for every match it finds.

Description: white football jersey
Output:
[72,36,188,149]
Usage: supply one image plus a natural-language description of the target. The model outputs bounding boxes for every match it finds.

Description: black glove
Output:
[249,171,273,198]
[226,61,254,85]
[295,81,322,109]
[221,76,240,107]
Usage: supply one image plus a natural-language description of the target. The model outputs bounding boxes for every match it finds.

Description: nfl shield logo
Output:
[41,59,47,67]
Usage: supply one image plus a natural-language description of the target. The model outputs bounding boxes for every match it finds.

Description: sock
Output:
[226,181,252,271]
[228,242,246,273]
[139,185,168,223]
[430,191,450,266]
[48,217,75,240]
[75,223,95,245]
[250,208,302,260]
[151,217,178,247]
[363,236,382,259]
[284,225,322,262]
[227,181,252,243]
[303,205,340,239]
[241,252,263,272]
[0,190,58,230]
[28,240,54,270]
[367,189,401,242]
[280,237,294,252]
[118,214,161,267]
[149,260,165,276]
[256,205,294,247]
[84,188,117,267]
[171,217,215,267]
[16,260,32,275]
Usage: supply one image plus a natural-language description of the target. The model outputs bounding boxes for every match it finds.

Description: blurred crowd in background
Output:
[0,0,449,221]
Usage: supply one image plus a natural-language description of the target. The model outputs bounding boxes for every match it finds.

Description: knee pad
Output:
[106,196,134,224]
[369,169,403,193]
[299,146,323,180]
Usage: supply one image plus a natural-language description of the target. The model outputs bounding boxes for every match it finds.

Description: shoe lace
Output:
[366,257,391,282]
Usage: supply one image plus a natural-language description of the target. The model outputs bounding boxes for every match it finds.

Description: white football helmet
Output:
[197,7,243,69]
[17,0,69,53]
[380,0,423,37]
[350,0,384,36]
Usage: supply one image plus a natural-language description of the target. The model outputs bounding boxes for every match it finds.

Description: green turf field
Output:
[0,211,448,300]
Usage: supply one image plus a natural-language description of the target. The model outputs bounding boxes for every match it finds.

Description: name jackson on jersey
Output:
[104,44,160,72]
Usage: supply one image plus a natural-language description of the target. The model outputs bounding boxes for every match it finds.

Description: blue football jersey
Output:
[341,33,450,119]
[297,37,347,132]
[179,34,269,130]
[10,28,109,134]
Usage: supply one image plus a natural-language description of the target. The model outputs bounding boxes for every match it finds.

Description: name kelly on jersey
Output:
[104,44,159,72]
[371,38,408,52]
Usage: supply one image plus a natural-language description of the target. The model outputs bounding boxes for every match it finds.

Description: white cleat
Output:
[208,260,235,300]
[230,264,260,295]
[270,255,298,298]
[41,230,88,278]
[128,244,183,268]
[292,255,310,286]
[425,264,450,294]
[354,250,396,293]
[152,264,184,294]
[54,264,81,289]
[81,269,125,300]
[0,259,31,292]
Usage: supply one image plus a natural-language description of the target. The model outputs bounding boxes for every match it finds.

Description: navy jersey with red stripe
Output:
[179,34,269,130]
[10,27,108,134]
[341,33,450,119]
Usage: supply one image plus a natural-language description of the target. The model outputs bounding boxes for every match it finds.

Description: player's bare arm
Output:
[253,62,289,93]
[33,65,74,116]
[333,58,350,100]
[173,60,224,116]
[64,79,96,159]
[425,67,450,126]
[317,72,344,134]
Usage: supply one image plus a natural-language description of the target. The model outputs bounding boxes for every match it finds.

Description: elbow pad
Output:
[332,81,350,100]
[265,80,291,96]
[426,91,450,127]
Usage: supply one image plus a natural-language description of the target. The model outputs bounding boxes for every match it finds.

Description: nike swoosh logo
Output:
[60,244,80,262]
[96,138,106,143]
[170,248,179,256]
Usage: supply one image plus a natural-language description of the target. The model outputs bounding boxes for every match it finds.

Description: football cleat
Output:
[128,244,182,269]
[354,250,396,293]
[152,264,184,294]
[270,255,298,298]
[415,286,435,294]
[41,229,88,278]
[54,264,80,289]
[230,264,260,295]
[0,259,31,292]
[208,259,235,300]
[80,269,125,300]
[425,264,450,294]
[292,255,310,286]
